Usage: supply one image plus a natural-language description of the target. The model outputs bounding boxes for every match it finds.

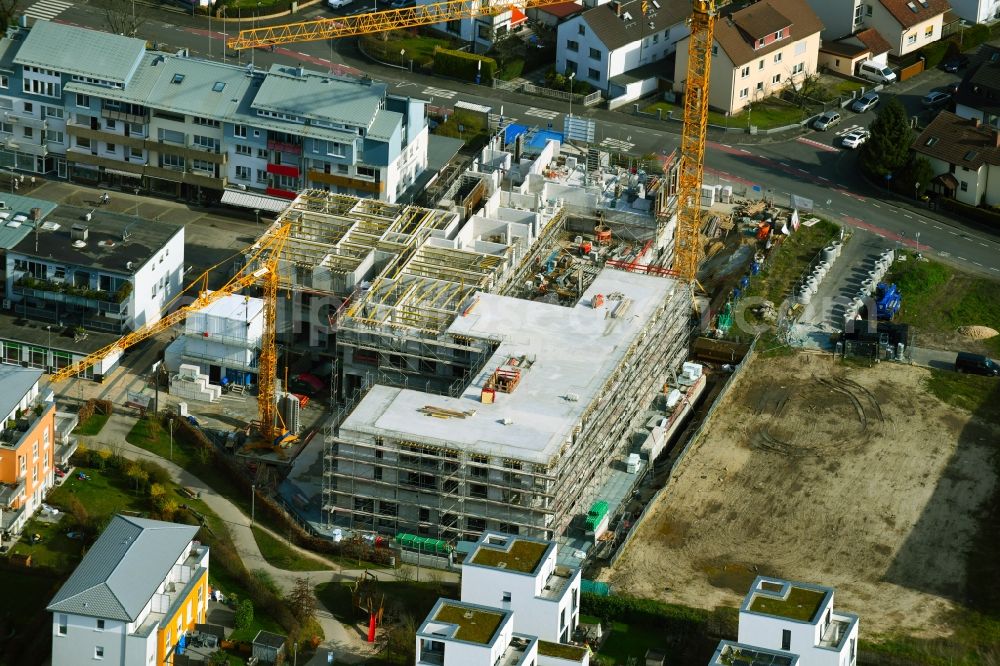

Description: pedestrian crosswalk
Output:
[24,0,72,21]
[525,107,560,120]
[422,86,457,100]
[796,136,839,153]
[834,124,865,136]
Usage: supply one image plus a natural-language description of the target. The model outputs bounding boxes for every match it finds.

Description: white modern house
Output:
[164,293,264,388]
[5,211,185,337]
[555,0,690,95]
[944,0,999,25]
[48,515,210,666]
[461,533,582,643]
[417,532,590,666]
[420,0,528,53]
[718,576,859,666]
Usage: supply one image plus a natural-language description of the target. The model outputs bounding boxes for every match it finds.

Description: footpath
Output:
[77,413,460,663]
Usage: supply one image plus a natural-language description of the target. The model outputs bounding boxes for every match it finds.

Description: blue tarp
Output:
[504,123,529,145]
[527,129,564,149]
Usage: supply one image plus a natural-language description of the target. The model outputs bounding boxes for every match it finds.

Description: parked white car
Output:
[841,129,870,149]
[327,0,353,8]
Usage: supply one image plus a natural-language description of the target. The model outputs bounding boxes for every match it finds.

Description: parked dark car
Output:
[955,352,999,376]
[942,54,969,72]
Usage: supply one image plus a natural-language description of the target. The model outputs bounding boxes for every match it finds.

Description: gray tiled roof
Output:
[252,64,386,127]
[14,21,145,85]
[47,516,199,622]
[0,365,41,418]
[579,0,689,51]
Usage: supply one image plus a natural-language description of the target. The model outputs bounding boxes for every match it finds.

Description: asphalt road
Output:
[32,0,1000,275]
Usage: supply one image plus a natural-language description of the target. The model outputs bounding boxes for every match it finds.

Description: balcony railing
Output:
[267,138,302,154]
[101,107,148,125]
[13,279,129,308]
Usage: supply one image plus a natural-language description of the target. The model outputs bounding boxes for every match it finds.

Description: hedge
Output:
[941,196,1000,225]
[581,592,709,631]
[919,41,950,69]
[432,47,496,84]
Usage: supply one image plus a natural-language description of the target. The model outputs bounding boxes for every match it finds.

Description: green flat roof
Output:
[538,640,587,660]
[434,603,505,645]
[749,585,827,622]
[470,538,549,574]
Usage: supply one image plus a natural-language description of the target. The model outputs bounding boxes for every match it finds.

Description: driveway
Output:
[909,346,957,370]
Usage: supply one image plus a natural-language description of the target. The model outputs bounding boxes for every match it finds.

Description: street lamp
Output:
[45,325,51,373]
[400,48,406,68]
[169,418,174,461]
[251,483,256,526]
[254,208,261,228]
[568,71,575,118]
[134,187,140,220]
[914,181,920,201]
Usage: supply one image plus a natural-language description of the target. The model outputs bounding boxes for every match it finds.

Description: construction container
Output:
[580,241,593,255]
[585,501,610,540]
[594,225,612,245]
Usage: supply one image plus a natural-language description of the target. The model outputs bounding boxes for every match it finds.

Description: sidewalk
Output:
[77,413,402,663]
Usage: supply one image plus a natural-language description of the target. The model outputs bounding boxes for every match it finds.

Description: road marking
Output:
[739,148,751,153]
[919,219,926,224]
[422,86,457,99]
[974,262,983,266]
[949,231,959,235]
[873,203,880,208]
[818,176,830,182]
[933,225,942,229]
[939,251,951,257]
[796,137,839,152]
[779,162,791,167]
[992,267,999,271]
[903,214,912,218]
[600,137,635,151]
[24,0,72,20]
[525,107,560,120]
[958,256,967,260]
[980,242,989,247]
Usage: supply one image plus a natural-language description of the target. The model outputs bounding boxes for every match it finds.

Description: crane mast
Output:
[675,0,718,283]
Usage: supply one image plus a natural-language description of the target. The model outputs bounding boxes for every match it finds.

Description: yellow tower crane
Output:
[229,0,723,284]
[51,223,293,444]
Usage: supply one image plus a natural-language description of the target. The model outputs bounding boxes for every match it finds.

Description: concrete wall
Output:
[130,225,185,330]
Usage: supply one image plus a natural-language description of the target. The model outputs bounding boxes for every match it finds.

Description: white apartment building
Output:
[803,0,948,56]
[724,576,859,666]
[417,533,589,666]
[48,515,210,666]
[948,0,1000,23]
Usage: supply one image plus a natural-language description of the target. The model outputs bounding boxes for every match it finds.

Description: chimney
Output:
[610,1,620,15]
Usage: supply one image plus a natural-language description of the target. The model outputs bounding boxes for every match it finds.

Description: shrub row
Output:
[432,47,496,84]
[941,196,1000,226]
[77,398,113,423]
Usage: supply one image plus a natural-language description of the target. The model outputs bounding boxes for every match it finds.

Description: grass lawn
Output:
[830,78,865,97]
[744,219,840,306]
[598,620,669,664]
[48,465,146,520]
[922,371,1000,423]
[361,31,460,67]
[316,580,458,626]
[643,99,810,130]
[251,526,329,571]
[6,514,87,573]
[72,412,110,436]
[888,255,1000,356]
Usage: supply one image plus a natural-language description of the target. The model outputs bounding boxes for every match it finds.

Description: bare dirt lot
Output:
[605,352,999,638]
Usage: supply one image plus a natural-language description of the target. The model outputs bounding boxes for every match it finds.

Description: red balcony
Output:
[267,163,300,178]
[267,139,302,155]
[266,187,298,200]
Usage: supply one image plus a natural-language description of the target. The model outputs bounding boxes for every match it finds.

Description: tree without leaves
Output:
[0,0,17,33]
[100,0,145,37]
[860,97,913,180]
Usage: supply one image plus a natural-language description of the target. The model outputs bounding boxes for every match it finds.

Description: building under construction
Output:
[269,138,690,541]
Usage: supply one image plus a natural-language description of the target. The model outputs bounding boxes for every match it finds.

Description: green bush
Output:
[961,24,991,50]
[920,40,950,69]
[432,48,496,84]
[941,197,1000,225]
[581,593,710,632]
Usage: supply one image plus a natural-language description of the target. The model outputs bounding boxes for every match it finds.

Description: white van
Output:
[858,61,897,84]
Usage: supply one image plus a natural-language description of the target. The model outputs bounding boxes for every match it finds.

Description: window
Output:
[105,142,116,153]
[337,163,348,174]
[565,59,577,74]
[32,442,38,460]
[44,105,63,119]
[781,630,791,650]
[960,181,968,191]
[741,66,750,78]
[23,102,32,113]
[758,59,765,70]
[866,4,873,15]
[739,88,749,99]
[567,40,579,51]
[502,592,512,603]
[171,73,185,84]
[96,619,105,630]
[925,25,933,37]
[76,93,89,108]
[57,615,67,635]
[854,3,864,23]
[907,33,917,44]
[419,507,430,522]
[0,75,6,89]
[23,127,32,139]
[578,24,585,35]
[235,165,250,180]
[256,169,268,184]
[792,62,804,75]
[129,147,143,159]
[774,52,782,63]
[129,123,144,137]
[234,124,247,138]
[588,67,600,80]
[356,165,376,179]
[95,646,105,659]
[795,40,807,56]
[106,118,116,130]
[235,144,252,156]
[772,73,781,83]
[257,148,268,159]
[756,81,764,91]
[589,47,601,60]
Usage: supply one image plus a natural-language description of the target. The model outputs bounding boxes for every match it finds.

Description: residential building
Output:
[0,20,429,204]
[945,0,999,25]
[461,533,582,643]
[0,365,54,537]
[528,1,584,28]
[556,0,690,94]
[48,515,210,666]
[803,0,948,57]
[673,0,823,114]
[164,293,264,388]
[416,532,588,666]
[818,27,894,75]
[722,576,859,666]
[5,208,185,336]
[913,110,1000,205]
[420,0,528,53]
[954,45,1000,128]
